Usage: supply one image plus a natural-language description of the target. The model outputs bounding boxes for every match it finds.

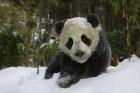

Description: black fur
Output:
[44,30,111,88]
[55,21,65,34]
[66,38,73,49]
[87,14,99,27]
[81,34,91,46]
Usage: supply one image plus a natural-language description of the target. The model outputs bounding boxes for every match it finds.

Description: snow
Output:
[41,29,46,35]
[40,43,48,48]
[0,55,140,93]
[49,39,55,44]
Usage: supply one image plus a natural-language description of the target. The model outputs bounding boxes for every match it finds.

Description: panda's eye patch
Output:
[66,37,73,49]
[81,34,91,46]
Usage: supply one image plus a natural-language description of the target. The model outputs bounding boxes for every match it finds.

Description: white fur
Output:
[59,17,101,63]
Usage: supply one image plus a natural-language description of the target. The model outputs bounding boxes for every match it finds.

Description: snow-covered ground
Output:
[0,55,140,93]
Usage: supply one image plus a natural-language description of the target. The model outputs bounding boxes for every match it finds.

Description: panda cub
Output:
[44,14,111,88]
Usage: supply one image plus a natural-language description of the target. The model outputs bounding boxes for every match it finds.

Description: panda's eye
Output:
[66,37,73,49]
[81,34,91,46]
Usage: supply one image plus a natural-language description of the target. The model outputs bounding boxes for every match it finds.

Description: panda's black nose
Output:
[75,51,84,57]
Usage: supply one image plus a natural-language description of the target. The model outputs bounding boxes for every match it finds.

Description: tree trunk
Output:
[123,0,131,58]
[21,11,33,66]
[77,0,80,16]
[69,0,72,17]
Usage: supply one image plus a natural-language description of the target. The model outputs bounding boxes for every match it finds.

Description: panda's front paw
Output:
[57,76,73,88]
[44,73,53,79]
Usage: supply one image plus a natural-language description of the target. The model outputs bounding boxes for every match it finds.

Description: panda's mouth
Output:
[71,53,90,63]
[75,57,88,63]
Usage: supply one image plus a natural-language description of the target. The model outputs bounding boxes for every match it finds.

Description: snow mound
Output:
[0,55,140,93]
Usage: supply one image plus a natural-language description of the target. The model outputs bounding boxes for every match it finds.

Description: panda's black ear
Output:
[87,14,100,27]
[55,21,65,35]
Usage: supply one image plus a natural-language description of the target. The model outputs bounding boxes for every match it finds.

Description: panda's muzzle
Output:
[75,51,84,57]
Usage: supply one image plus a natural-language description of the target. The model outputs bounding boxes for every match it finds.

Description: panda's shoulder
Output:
[55,51,71,61]
[54,51,65,59]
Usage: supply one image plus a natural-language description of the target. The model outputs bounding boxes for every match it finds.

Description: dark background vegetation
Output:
[0,0,140,69]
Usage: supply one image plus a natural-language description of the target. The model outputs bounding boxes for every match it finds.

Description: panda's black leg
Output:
[44,62,60,79]
[44,53,61,79]
[44,69,54,79]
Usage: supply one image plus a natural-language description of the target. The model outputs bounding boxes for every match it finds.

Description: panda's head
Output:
[55,14,102,63]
